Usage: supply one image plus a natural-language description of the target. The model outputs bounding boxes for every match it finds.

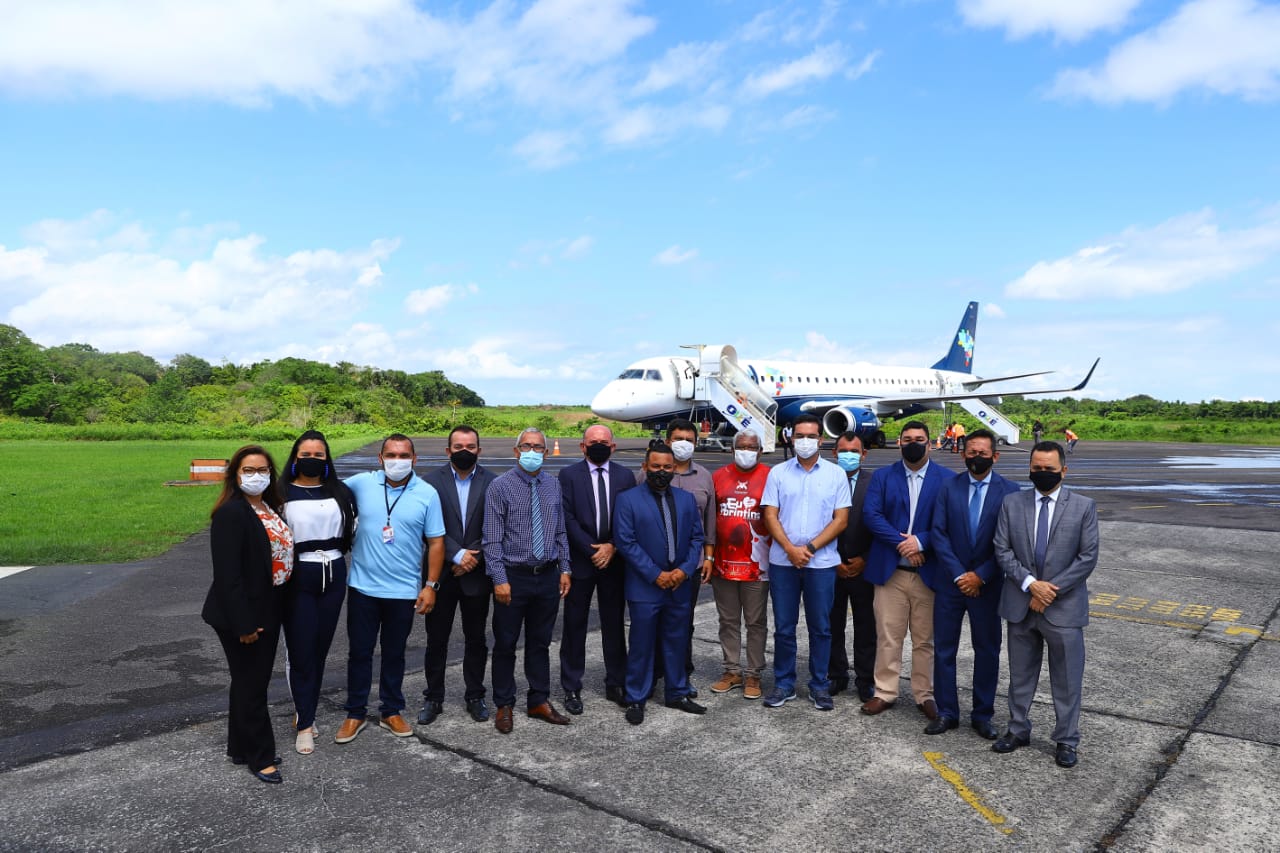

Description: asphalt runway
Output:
[1,439,1277,851]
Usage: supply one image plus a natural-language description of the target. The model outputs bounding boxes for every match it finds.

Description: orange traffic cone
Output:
[552,439,561,456]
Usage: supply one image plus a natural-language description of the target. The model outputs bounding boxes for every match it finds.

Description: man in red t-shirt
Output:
[709,430,772,700]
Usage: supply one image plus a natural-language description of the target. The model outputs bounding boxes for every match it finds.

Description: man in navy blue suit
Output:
[614,442,706,725]
[926,428,1021,739]
[558,425,636,715]
[861,421,950,719]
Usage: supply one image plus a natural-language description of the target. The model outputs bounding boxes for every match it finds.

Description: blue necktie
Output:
[530,479,545,561]
[968,480,987,542]
[1034,495,1050,573]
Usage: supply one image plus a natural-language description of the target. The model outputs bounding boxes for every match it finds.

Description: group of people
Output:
[203,417,1098,785]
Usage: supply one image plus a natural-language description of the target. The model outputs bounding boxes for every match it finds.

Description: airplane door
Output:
[671,358,697,400]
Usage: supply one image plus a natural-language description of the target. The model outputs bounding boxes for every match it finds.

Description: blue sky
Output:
[1,0,1278,404]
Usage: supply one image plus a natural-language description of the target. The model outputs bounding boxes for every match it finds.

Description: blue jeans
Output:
[769,563,837,694]
[344,587,416,720]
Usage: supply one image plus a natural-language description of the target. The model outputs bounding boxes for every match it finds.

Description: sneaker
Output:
[762,688,796,708]
[710,672,743,694]
[743,676,762,700]
[811,689,834,711]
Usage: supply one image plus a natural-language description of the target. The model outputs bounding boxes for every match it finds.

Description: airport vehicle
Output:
[590,302,1099,451]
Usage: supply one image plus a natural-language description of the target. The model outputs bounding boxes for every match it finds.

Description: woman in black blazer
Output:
[202,445,294,784]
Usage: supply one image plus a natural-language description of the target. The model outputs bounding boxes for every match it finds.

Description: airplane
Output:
[589,301,1099,448]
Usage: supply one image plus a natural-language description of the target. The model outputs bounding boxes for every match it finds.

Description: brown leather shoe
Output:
[710,672,743,694]
[334,717,367,744]
[743,676,762,700]
[379,714,414,737]
[495,705,514,734]
[861,697,895,715]
[526,702,570,725]
[918,699,939,721]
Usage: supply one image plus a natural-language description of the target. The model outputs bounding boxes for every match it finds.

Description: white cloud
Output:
[561,235,593,259]
[984,303,1007,319]
[425,338,550,379]
[512,129,580,170]
[1051,0,1280,103]
[743,43,849,98]
[958,0,1142,41]
[404,282,477,315]
[602,103,731,146]
[633,42,725,95]
[654,245,699,265]
[1004,208,1280,299]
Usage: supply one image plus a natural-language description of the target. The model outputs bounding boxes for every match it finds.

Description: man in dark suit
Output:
[828,431,876,702]
[418,425,496,725]
[558,425,636,714]
[861,421,950,719]
[927,428,1021,739]
[615,442,706,725]
[993,441,1099,769]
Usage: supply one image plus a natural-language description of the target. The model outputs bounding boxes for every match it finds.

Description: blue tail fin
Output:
[931,301,979,374]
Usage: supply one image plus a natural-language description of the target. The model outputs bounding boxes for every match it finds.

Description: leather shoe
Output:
[252,767,283,784]
[828,676,849,696]
[971,720,999,740]
[605,685,627,707]
[925,716,959,735]
[992,732,1031,753]
[417,700,443,726]
[564,690,584,715]
[466,698,490,723]
[861,697,894,715]
[334,717,367,744]
[1055,743,1079,768]
[625,703,645,725]
[495,705,514,734]
[527,702,570,725]
[918,699,939,720]
[379,714,414,737]
[664,696,706,715]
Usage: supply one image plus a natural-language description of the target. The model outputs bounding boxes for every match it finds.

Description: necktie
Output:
[530,479,545,561]
[907,472,921,533]
[659,492,676,566]
[596,467,610,541]
[1034,495,1050,574]
[968,480,987,541]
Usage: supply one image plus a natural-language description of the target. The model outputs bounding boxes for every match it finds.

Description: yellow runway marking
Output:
[1090,610,1280,641]
[1132,504,1167,509]
[924,752,1013,836]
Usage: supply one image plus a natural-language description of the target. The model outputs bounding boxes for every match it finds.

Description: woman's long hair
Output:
[280,430,357,551]
[211,445,282,518]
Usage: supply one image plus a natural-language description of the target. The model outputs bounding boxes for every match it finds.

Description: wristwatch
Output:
[804,542,817,555]
[423,580,441,591]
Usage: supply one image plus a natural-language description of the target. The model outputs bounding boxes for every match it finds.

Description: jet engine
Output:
[821,406,886,447]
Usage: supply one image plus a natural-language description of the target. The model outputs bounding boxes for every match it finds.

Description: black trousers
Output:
[422,573,490,703]
[829,574,877,695]
[559,562,627,693]
[491,567,560,709]
[216,603,282,773]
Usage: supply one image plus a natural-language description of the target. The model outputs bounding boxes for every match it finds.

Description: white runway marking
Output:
[0,566,35,580]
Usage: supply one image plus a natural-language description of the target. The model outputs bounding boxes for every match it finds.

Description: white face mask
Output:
[794,437,820,459]
[239,473,271,496]
[670,440,695,462]
[383,458,414,481]
[734,449,759,470]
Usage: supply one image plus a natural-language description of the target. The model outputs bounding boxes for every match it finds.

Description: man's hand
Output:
[1029,597,1047,613]
[238,628,264,644]
[589,542,615,569]
[655,570,674,590]
[837,556,866,579]
[896,533,921,559]
[559,573,572,599]
[785,543,811,568]
[956,572,982,597]
[415,587,437,615]
[494,582,512,606]
[907,552,925,568]
[700,557,713,584]
[1029,580,1059,608]
[670,568,687,587]
[453,549,480,576]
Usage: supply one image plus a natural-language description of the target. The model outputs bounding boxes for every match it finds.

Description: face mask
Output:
[584,443,612,465]
[450,449,478,471]
[646,469,674,490]
[901,442,927,464]
[294,457,327,479]
[239,473,271,496]
[734,449,758,470]
[965,456,994,477]
[837,451,862,473]
[383,458,414,481]
[1029,470,1063,493]
[793,437,820,459]
[670,440,695,462]
[518,451,543,473]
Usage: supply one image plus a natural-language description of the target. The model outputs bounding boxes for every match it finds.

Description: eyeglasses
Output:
[240,466,271,476]
[517,443,547,453]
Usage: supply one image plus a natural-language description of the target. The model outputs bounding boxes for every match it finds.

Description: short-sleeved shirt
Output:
[346,471,445,600]
[712,463,772,582]
[761,457,851,569]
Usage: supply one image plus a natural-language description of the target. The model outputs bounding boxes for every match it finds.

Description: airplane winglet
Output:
[1070,358,1101,392]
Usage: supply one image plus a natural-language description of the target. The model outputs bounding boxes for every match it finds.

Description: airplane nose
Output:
[591,383,627,420]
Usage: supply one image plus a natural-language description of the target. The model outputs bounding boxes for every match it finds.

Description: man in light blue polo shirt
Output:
[760,414,850,711]
[334,434,445,744]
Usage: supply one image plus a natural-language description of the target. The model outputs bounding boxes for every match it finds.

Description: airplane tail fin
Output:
[931,301,979,374]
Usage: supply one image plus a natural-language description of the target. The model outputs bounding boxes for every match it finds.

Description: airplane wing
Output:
[873,358,1101,409]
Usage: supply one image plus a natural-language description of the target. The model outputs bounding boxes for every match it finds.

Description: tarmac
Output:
[1,438,1278,851]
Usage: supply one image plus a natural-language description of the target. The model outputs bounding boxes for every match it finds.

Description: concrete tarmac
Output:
[1,439,1278,851]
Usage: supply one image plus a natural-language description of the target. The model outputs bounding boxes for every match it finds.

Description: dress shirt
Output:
[1021,486,1061,591]
[451,463,476,566]
[761,457,852,569]
[483,467,571,586]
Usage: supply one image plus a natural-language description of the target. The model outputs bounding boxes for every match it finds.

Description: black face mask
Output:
[585,443,612,465]
[1029,470,1063,493]
[450,449,478,471]
[965,455,994,477]
[646,470,674,491]
[901,442,928,464]
[294,456,327,479]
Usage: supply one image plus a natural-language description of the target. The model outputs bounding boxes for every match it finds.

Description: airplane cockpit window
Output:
[618,369,644,379]
[644,370,662,381]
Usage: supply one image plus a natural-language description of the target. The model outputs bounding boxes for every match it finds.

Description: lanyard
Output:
[384,476,410,526]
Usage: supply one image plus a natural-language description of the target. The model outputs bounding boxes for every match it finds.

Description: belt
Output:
[896,564,919,573]
[508,561,559,575]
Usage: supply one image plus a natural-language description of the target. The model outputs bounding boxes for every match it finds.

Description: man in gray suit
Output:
[992,441,1098,768]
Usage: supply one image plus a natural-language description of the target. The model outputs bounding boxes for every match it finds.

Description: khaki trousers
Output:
[711,577,769,679]
[872,569,935,703]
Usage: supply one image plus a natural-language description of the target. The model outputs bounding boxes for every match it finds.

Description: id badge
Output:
[382,525,395,545]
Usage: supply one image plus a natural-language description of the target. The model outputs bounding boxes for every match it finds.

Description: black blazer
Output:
[837,472,873,563]
[422,462,497,597]
[559,458,637,580]
[201,496,281,637]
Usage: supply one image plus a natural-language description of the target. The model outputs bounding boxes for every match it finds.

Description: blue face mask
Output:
[837,451,862,473]
[518,450,544,473]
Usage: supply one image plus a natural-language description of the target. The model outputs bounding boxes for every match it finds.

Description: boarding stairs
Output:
[954,397,1022,444]
[692,345,777,452]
